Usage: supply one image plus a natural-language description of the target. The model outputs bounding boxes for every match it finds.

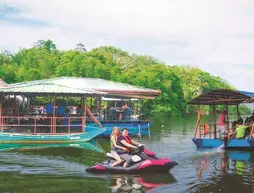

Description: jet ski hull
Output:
[86,158,177,174]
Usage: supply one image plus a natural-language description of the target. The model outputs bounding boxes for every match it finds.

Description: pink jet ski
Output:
[86,145,177,174]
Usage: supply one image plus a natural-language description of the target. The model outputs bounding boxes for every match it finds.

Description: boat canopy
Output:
[188,89,254,105]
[7,77,161,99]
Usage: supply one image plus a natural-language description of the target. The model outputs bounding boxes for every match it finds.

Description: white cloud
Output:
[2,0,254,91]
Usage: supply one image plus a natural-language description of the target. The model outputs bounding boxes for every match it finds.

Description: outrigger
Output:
[189,89,254,149]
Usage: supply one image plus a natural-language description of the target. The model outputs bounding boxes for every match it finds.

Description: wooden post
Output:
[81,96,85,133]
[250,122,254,139]
[98,96,101,121]
[194,105,201,138]
[68,116,70,134]
[27,97,29,115]
[138,99,141,121]
[53,98,56,134]
[14,95,16,116]
[213,104,216,139]
[226,104,230,140]
[236,104,240,120]
[34,118,37,134]
[84,101,86,133]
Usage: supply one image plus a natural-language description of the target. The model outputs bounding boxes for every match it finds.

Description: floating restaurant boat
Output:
[189,89,254,149]
[0,77,160,143]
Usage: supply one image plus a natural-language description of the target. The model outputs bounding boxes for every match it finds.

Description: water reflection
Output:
[108,173,177,193]
[191,150,253,193]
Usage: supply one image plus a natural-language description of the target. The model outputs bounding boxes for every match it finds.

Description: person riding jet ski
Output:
[116,128,148,168]
[86,128,178,174]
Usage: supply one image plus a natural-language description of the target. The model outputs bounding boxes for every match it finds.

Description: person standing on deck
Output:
[219,110,228,138]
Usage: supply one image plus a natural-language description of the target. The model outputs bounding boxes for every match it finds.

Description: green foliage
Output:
[0,40,247,115]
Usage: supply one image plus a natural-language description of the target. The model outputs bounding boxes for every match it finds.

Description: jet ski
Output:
[86,145,177,174]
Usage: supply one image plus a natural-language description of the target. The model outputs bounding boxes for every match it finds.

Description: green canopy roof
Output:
[0,82,106,97]
[9,77,160,99]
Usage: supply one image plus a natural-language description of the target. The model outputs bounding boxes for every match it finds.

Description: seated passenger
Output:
[116,129,138,168]
[233,119,249,139]
[110,127,127,167]
[116,128,148,168]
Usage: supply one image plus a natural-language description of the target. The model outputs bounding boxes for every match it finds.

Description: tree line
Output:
[0,40,250,115]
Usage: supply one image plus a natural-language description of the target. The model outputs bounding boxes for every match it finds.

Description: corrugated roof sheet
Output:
[0,83,106,96]
[188,89,254,105]
[9,77,161,99]
[0,79,9,88]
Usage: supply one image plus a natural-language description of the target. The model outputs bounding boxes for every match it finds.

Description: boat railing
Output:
[0,115,87,134]
[198,123,221,139]
[198,121,254,139]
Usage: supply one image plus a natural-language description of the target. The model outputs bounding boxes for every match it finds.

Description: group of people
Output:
[219,110,252,139]
[110,127,144,167]
[105,105,132,121]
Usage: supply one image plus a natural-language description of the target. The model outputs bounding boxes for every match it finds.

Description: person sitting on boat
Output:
[110,127,128,167]
[116,128,139,168]
[232,119,250,139]
[219,110,228,139]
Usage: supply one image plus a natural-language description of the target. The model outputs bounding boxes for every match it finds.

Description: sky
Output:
[1,0,254,91]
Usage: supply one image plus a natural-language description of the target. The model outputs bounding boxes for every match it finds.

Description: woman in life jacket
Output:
[110,127,128,167]
[116,128,137,168]
[116,128,138,168]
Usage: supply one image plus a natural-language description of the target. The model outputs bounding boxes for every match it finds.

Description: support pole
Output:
[250,121,254,139]
[194,105,201,138]
[53,98,56,134]
[148,121,151,139]
[81,96,85,133]
[34,118,37,134]
[138,123,141,140]
[226,104,230,140]
[138,100,141,121]
[236,104,240,120]
[213,104,216,139]
[14,95,16,116]
[98,96,101,121]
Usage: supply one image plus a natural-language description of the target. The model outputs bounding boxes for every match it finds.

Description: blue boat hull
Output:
[87,122,152,136]
[192,138,254,149]
[0,126,106,144]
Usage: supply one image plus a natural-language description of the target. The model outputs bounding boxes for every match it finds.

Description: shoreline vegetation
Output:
[0,40,250,115]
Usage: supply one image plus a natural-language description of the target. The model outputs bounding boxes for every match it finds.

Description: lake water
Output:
[0,115,253,193]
